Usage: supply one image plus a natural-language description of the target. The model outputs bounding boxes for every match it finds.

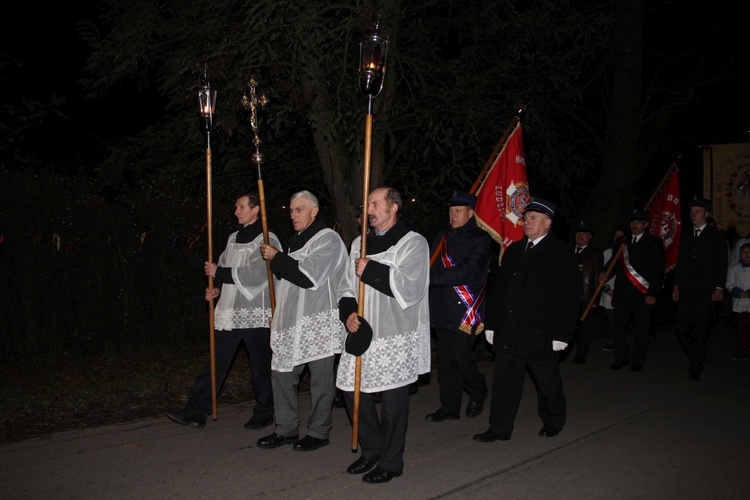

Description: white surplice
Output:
[270,228,348,372]
[336,231,431,392]
[214,231,280,331]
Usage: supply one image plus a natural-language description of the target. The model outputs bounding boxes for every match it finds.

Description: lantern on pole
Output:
[197,67,219,420]
[358,22,389,103]
[352,20,389,452]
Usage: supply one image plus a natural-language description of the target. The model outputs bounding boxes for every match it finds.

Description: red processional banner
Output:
[647,167,681,272]
[474,124,530,254]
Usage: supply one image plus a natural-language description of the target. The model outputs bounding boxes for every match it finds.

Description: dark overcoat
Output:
[611,232,664,305]
[577,245,603,305]
[673,224,727,299]
[429,216,493,333]
[485,234,581,360]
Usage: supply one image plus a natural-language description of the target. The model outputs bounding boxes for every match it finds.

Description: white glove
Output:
[485,329,494,345]
[552,341,567,351]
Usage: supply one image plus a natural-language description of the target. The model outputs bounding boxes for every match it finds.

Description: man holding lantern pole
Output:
[166,192,277,431]
[336,186,431,484]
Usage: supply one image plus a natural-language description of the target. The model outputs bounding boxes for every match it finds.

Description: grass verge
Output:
[0,347,255,443]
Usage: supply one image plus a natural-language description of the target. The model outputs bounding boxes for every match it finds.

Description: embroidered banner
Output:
[474,123,530,253]
[703,143,750,237]
[647,167,681,272]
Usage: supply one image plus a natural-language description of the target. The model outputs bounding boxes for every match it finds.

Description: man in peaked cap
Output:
[672,197,727,381]
[604,208,664,373]
[522,196,556,218]
[447,190,478,208]
[630,209,650,222]
[568,221,603,364]
[474,196,581,442]
[426,189,492,424]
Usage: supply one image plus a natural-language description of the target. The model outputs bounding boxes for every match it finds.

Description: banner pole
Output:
[579,159,680,322]
[429,105,526,266]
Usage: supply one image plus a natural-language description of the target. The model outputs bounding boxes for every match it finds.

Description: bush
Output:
[0,168,221,361]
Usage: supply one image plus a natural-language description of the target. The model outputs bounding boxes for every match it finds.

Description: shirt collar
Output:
[530,234,548,246]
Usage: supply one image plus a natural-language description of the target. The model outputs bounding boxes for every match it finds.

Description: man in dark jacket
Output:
[607,209,665,372]
[425,191,493,423]
[570,221,604,363]
[672,197,727,381]
[473,197,581,442]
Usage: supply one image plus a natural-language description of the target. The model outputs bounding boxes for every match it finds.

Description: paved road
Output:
[3,312,749,499]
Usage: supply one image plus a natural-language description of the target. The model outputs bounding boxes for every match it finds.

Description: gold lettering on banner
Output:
[494,186,505,214]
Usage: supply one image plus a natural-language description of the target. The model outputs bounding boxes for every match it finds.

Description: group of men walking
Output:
[168,186,429,484]
[166,185,729,484]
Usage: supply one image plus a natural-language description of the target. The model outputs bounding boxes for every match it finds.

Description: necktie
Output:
[694,229,700,238]
[526,241,534,252]
[632,236,637,244]
[575,247,582,254]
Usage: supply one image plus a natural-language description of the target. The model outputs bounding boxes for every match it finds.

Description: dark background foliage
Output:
[1,0,748,366]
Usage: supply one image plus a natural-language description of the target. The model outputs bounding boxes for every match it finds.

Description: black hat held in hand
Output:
[345,316,373,356]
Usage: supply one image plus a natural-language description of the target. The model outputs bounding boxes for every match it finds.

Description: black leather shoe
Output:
[347,456,378,475]
[465,395,487,419]
[256,432,298,449]
[628,364,643,372]
[166,409,206,429]
[244,414,274,430]
[538,426,561,437]
[362,467,402,484]
[424,410,459,423]
[608,360,630,370]
[472,429,510,442]
[292,435,329,451]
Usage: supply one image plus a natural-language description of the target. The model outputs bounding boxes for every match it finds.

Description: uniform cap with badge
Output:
[523,197,556,218]
[447,190,477,209]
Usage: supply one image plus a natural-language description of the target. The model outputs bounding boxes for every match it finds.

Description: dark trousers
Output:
[736,312,750,354]
[674,294,715,377]
[344,385,409,474]
[434,328,487,416]
[188,328,273,417]
[612,295,655,366]
[571,306,596,360]
[488,351,566,436]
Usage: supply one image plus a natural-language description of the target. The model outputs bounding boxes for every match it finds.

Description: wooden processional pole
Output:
[429,105,527,266]
[198,70,219,420]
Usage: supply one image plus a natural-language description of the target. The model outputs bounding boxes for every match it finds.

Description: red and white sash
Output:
[620,244,649,294]
[440,237,486,334]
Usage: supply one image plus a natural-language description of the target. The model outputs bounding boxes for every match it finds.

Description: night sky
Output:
[3,3,749,178]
